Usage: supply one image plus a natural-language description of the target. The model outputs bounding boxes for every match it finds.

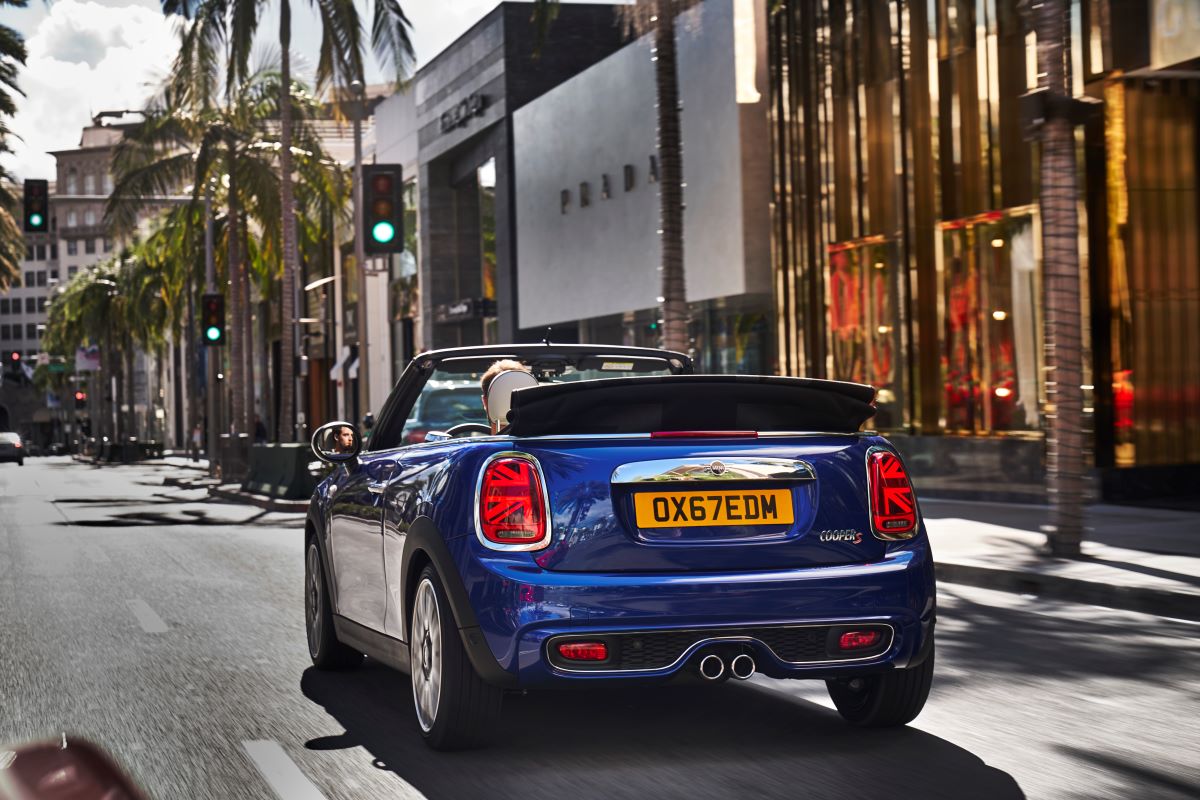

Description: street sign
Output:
[49,363,67,373]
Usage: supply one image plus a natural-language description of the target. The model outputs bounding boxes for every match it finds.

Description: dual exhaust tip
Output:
[699,652,755,681]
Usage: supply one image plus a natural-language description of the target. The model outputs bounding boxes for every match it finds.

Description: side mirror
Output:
[424,431,451,443]
[311,421,362,463]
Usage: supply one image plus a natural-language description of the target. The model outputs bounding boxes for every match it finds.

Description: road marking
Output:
[126,598,169,633]
[242,740,329,800]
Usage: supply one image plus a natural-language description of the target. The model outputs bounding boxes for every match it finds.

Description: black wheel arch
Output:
[401,516,518,688]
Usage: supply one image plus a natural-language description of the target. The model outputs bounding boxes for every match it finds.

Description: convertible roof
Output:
[506,375,877,436]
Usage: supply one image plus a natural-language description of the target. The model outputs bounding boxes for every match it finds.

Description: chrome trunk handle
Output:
[611,457,815,484]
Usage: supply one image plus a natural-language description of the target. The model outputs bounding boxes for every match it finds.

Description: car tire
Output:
[305,540,362,670]
[410,565,502,750]
[825,646,934,727]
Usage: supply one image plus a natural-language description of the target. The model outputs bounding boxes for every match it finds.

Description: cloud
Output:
[3,0,179,180]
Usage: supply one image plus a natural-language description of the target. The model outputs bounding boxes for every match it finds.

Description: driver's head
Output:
[333,425,355,453]
[480,359,533,433]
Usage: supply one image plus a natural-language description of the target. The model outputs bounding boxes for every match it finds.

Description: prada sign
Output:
[440,93,488,134]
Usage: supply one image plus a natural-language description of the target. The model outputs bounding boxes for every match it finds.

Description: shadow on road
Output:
[301,663,1023,800]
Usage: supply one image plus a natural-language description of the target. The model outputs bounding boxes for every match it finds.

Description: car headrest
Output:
[486,370,539,428]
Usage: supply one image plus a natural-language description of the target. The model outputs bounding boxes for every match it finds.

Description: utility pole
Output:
[205,182,219,478]
[351,79,370,425]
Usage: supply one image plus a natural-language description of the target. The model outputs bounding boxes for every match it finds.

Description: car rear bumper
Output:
[453,536,936,687]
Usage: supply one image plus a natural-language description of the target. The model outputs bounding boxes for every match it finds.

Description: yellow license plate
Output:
[633,489,794,528]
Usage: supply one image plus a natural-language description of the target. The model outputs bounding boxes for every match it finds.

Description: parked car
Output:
[0,432,25,465]
[305,344,935,750]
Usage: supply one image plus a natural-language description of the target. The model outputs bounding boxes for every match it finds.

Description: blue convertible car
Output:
[306,344,935,749]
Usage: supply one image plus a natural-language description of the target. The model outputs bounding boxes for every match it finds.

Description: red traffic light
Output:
[370,173,394,194]
[10,352,19,362]
[74,391,86,401]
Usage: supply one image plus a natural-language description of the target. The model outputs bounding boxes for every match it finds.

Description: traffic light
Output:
[9,351,19,364]
[23,180,49,233]
[362,164,403,255]
[74,390,87,409]
[201,293,225,346]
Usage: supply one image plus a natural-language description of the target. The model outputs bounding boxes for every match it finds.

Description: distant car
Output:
[398,381,487,444]
[305,344,935,750]
[0,432,25,465]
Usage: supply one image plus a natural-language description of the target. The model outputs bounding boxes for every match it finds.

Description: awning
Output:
[329,346,351,381]
[346,357,360,381]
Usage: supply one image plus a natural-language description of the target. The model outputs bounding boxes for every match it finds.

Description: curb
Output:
[207,484,308,514]
[935,562,1200,622]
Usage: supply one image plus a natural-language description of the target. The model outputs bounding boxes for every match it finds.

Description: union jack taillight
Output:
[478,456,549,549]
[867,450,918,540]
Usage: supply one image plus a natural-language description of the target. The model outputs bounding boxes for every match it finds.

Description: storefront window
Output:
[825,238,906,429]
[939,207,1042,433]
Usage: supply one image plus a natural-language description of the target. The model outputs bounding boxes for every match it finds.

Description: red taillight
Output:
[12,442,20,449]
[868,450,917,539]
[556,641,608,661]
[479,456,548,548]
[838,630,882,650]
[650,430,758,439]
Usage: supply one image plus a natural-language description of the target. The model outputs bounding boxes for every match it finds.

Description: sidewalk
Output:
[923,499,1200,621]
[134,458,1200,620]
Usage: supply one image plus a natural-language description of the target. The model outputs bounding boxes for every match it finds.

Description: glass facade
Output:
[769,0,1200,481]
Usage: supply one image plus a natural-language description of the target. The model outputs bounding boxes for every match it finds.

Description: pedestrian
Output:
[190,422,202,462]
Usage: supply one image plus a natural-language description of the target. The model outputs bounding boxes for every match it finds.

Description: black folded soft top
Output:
[506,374,876,437]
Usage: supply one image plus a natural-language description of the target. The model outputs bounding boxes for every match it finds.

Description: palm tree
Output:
[160,0,413,441]
[1025,0,1085,556]
[107,41,346,444]
[0,1,28,289]
[534,0,696,353]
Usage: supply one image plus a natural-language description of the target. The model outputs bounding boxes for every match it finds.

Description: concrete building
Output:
[513,0,773,372]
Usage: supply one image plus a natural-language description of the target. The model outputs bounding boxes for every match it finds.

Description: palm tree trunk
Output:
[655,0,688,354]
[112,341,124,444]
[242,245,255,440]
[124,339,135,443]
[1035,0,1085,556]
[278,0,298,441]
[227,142,246,435]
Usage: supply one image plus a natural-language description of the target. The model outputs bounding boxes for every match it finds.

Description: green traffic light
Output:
[28,213,43,228]
[205,326,222,342]
[371,220,396,244]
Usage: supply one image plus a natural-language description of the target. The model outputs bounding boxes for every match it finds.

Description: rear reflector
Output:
[867,450,918,539]
[557,641,608,661]
[650,430,758,439]
[478,456,549,549]
[838,630,882,651]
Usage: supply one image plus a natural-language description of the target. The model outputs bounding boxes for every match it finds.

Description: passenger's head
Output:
[333,425,355,453]
[480,359,535,433]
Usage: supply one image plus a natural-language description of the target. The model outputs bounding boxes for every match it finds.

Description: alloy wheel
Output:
[411,577,443,733]
[305,544,322,660]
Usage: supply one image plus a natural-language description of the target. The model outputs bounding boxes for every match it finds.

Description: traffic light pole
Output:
[205,184,219,477]
[352,79,369,425]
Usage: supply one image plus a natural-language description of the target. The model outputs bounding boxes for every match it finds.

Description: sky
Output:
[0,0,616,180]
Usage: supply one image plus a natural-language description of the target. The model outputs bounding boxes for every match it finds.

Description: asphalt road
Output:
[1,457,1197,800]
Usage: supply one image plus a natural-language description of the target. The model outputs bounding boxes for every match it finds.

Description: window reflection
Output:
[940,207,1041,433]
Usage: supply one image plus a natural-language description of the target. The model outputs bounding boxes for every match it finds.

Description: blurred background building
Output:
[767,0,1200,503]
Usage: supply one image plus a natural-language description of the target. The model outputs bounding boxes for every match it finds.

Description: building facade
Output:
[767,0,1200,501]
[513,0,775,373]
[412,2,626,350]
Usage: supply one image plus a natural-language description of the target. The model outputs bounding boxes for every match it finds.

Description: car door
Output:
[328,450,398,632]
